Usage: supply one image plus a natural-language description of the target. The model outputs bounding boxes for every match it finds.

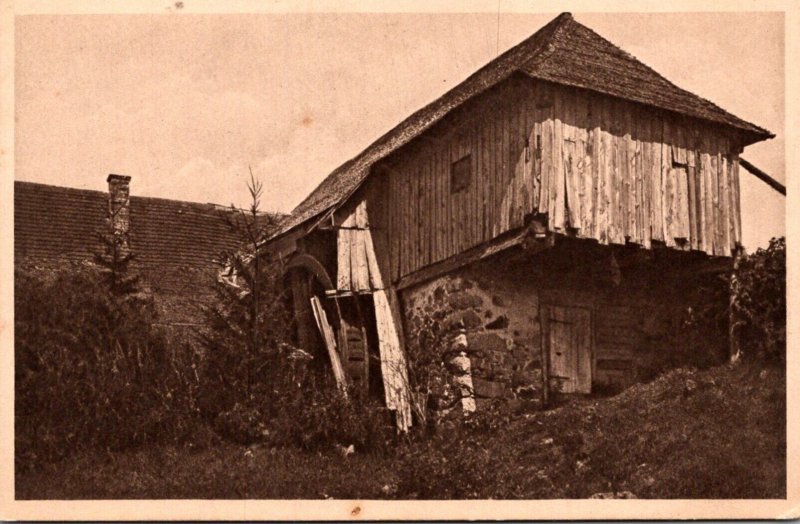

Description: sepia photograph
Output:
[0,0,795,520]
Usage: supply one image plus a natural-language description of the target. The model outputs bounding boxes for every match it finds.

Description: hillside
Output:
[16,358,785,499]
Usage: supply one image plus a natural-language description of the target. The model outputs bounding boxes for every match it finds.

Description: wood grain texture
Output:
[381,80,743,279]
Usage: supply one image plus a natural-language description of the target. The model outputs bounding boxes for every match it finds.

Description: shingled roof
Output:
[271,12,773,240]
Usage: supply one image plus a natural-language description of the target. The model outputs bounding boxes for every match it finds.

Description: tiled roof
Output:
[14,180,243,270]
[270,12,773,240]
[15,180,286,326]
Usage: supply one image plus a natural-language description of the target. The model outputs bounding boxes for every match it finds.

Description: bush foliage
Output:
[732,237,786,360]
[14,265,202,470]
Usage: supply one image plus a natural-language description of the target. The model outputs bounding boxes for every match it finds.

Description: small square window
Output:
[451,154,471,194]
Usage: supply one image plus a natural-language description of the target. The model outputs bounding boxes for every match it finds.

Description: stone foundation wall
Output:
[399,243,729,412]
[401,259,545,407]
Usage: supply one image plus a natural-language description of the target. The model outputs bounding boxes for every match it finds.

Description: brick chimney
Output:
[106,174,131,256]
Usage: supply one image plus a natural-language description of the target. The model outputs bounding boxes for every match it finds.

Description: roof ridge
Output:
[271,12,773,241]
[287,13,570,218]
[527,16,774,137]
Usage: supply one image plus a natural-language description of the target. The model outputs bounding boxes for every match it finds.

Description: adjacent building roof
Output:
[271,12,773,240]
[14,180,245,270]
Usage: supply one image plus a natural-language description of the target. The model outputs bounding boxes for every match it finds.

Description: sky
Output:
[14,11,784,250]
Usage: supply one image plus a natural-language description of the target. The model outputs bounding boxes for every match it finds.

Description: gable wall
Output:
[378,77,745,283]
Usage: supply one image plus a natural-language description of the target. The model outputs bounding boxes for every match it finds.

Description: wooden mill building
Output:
[264,13,773,430]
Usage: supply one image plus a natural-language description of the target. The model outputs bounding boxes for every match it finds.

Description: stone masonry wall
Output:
[399,241,730,412]
[401,258,545,408]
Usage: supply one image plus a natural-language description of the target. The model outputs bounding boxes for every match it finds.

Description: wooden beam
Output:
[739,157,786,196]
[395,224,552,291]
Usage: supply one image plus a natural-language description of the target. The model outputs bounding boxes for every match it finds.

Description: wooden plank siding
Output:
[380,79,744,282]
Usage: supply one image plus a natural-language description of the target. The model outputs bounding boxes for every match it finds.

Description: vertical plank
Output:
[650,114,664,242]
[625,103,637,243]
[482,106,492,239]
[620,102,631,241]
[701,134,714,255]
[720,140,731,256]
[726,153,736,252]
[608,104,617,243]
[501,96,512,235]
[686,132,698,250]
[388,168,397,281]
[709,134,721,256]
[531,95,542,215]
[539,84,553,217]
[480,109,491,243]
[639,110,653,249]
[596,98,611,244]
[731,154,742,246]
[474,114,484,247]
[439,144,447,261]
[412,162,420,272]
[523,82,536,218]
[449,134,456,255]
[398,164,405,277]
[419,153,427,268]
[337,229,351,291]
[678,124,691,244]
[576,92,591,236]
[589,94,601,242]
[661,118,676,247]
[563,89,581,230]
[552,88,566,232]
[692,125,704,251]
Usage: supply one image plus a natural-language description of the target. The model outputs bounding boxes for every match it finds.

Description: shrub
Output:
[195,172,392,453]
[270,376,395,454]
[732,237,786,361]
[14,266,194,470]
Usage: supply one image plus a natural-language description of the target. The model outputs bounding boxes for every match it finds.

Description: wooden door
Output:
[547,305,592,393]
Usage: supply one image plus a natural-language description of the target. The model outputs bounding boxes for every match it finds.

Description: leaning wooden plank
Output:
[364,228,384,290]
[373,289,413,432]
[358,230,372,291]
[310,296,347,395]
[739,157,786,195]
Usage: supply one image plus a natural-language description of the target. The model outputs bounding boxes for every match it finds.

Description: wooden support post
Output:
[289,269,315,352]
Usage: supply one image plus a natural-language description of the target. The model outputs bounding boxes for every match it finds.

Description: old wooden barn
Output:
[263,13,774,430]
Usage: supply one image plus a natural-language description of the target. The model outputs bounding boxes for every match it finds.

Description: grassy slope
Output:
[16,360,785,499]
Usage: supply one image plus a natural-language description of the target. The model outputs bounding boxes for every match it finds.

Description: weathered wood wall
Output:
[381,77,744,282]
